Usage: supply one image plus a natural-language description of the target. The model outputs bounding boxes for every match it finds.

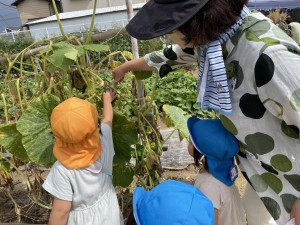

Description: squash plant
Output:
[0,0,192,218]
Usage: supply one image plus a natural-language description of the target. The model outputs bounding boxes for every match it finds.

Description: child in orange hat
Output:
[42,90,123,225]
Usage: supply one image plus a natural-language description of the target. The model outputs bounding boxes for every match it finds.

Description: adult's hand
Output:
[112,64,127,83]
[112,57,152,84]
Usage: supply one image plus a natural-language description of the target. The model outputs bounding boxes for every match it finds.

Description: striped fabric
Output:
[196,6,251,114]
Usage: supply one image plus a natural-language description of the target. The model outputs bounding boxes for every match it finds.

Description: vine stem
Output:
[16,78,23,112]
[2,157,52,210]
[88,70,104,85]
[140,112,163,152]
[141,75,159,117]
[6,189,21,222]
[46,76,54,94]
[51,0,67,40]
[161,129,175,146]
[85,0,97,45]
[75,61,89,87]
[11,66,36,75]
[1,94,8,123]
[1,37,59,94]
[138,118,151,150]
[144,165,153,188]
[93,51,122,71]
[70,36,89,86]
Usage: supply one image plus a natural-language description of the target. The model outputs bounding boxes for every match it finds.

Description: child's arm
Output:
[291,198,300,225]
[48,197,71,225]
[101,89,116,129]
[214,209,219,225]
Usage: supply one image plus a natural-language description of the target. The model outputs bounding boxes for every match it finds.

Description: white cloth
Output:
[43,124,123,225]
[286,218,295,225]
[289,22,300,45]
[242,183,278,225]
[194,172,245,225]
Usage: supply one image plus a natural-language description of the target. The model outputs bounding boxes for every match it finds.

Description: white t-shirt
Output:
[194,172,245,225]
[43,124,123,225]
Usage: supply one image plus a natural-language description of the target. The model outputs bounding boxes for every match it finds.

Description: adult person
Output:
[112,0,300,225]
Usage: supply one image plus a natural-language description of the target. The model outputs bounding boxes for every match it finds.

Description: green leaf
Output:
[83,44,109,52]
[47,49,75,71]
[17,94,60,166]
[163,104,189,140]
[52,42,72,50]
[47,63,58,73]
[132,71,153,80]
[113,164,134,187]
[112,112,138,164]
[0,161,11,172]
[64,47,79,61]
[47,42,84,71]
[73,45,85,57]
[0,123,28,161]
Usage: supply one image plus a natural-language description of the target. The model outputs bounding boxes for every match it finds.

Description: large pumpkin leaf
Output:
[47,42,84,71]
[52,41,73,50]
[17,94,60,166]
[163,104,189,140]
[0,123,28,161]
[64,47,80,61]
[83,44,109,52]
[112,112,138,164]
[47,49,75,71]
[113,164,134,187]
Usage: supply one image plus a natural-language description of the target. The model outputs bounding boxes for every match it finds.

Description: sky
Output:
[0,0,21,32]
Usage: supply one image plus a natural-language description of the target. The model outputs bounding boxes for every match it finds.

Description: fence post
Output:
[12,32,15,42]
[46,28,49,38]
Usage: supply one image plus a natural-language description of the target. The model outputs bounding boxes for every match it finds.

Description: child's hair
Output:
[178,0,248,46]
[193,146,208,170]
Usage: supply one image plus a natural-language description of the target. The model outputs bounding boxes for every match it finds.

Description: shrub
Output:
[145,70,216,119]
[0,36,34,54]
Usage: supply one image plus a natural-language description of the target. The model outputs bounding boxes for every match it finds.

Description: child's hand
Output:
[103,89,116,103]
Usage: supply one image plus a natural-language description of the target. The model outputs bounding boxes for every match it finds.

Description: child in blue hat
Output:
[187,117,245,225]
[127,179,214,225]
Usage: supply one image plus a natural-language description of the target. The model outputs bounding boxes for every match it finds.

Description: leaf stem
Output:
[85,0,97,44]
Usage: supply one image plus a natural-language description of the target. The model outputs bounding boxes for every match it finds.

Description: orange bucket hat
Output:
[50,97,101,169]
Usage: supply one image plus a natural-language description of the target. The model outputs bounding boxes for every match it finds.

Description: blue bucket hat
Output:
[187,117,239,186]
[133,180,214,225]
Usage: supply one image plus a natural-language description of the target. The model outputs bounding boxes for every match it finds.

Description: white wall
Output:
[61,0,146,12]
[28,10,133,40]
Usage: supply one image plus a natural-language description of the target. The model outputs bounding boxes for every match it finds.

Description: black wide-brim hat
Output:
[126,0,209,40]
